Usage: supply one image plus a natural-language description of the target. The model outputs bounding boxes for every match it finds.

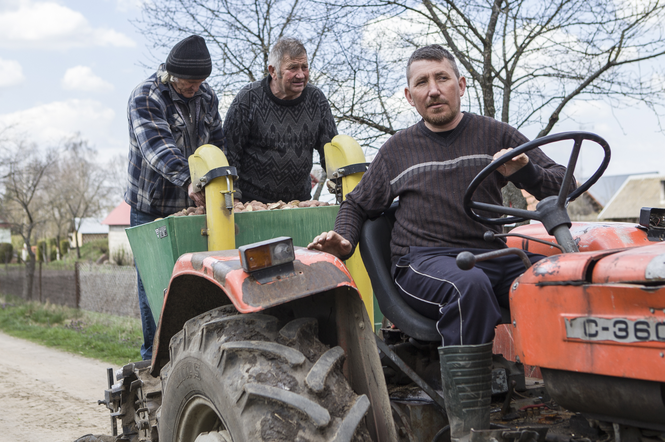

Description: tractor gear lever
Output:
[456,248,533,271]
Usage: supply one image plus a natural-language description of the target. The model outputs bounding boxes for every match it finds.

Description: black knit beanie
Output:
[165,35,212,79]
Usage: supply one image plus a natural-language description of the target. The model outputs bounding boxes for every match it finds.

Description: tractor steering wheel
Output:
[463,131,611,225]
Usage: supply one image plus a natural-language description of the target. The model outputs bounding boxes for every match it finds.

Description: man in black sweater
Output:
[308,45,572,440]
[223,37,338,203]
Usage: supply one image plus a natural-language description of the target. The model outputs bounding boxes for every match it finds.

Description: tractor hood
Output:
[591,243,665,284]
[519,242,665,285]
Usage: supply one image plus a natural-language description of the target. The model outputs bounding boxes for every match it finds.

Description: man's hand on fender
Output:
[307,231,352,260]
[494,148,529,176]
[188,182,205,207]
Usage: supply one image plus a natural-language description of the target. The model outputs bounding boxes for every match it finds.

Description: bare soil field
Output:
[0,332,116,442]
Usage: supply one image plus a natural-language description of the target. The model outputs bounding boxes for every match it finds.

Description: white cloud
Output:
[0,0,136,49]
[0,99,116,149]
[61,66,114,92]
[0,57,25,87]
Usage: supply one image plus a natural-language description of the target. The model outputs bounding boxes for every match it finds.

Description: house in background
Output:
[0,216,11,244]
[101,201,133,264]
[519,172,661,223]
[71,217,109,248]
[586,171,659,207]
[598,174,665,222]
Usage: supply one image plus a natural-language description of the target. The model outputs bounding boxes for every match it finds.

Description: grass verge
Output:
[0,294,142,366]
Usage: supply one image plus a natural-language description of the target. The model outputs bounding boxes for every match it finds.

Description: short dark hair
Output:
[406,45,460,83]
[268,38,307,73]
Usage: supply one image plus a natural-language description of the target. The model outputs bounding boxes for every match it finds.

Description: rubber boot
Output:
[439,342,493,442]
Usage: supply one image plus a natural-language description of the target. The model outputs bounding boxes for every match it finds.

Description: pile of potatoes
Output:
[170,199,331,216]
[233,199,331,213]
[170,206,206,217]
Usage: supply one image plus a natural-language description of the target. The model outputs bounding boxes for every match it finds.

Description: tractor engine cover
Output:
[510,242,665,430]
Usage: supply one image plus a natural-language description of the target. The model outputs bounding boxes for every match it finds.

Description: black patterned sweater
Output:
[223,76,338,203]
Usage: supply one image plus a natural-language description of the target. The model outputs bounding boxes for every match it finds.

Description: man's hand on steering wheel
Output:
[493,148,529,177]
[464,131,611,226]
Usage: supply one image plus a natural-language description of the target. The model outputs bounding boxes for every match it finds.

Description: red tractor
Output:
[97,132,664,442]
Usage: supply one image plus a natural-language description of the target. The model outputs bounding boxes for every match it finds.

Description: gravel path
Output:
[0,332,117,442]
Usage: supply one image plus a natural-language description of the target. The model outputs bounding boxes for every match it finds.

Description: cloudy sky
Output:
[0,0,663,183]
[0,0,159,164]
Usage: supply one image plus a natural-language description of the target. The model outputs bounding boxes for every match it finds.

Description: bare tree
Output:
[104,153,130,209]
[317,32,404,150]
[132,0,665,177]
[134,0,342,98]
[47,200,70,260]
[330,0,665,142]
[0,138,58,300]
[51,136,111,259]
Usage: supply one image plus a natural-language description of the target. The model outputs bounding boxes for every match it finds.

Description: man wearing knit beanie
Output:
[124,34,224,361]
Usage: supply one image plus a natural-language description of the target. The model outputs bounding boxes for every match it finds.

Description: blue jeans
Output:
[130,207,158,361]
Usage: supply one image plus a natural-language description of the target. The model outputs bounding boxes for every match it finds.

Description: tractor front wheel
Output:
[158,306,371,442]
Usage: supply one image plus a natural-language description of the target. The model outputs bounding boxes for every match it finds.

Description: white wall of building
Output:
[108,226,133,263]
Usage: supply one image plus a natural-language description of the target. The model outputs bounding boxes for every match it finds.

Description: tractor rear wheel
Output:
[158,306,372,442]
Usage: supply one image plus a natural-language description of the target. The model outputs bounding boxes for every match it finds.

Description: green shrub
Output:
[36,240,46,262]
[0,243,12,263]
[79,238,109,261]
[112,247,133,266]
[60,239,70,255]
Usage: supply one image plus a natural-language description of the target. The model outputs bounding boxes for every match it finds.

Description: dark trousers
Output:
[393,246,543,347]
[130,207,158,361]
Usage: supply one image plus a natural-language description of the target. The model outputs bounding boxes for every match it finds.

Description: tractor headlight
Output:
[239,237,295,282]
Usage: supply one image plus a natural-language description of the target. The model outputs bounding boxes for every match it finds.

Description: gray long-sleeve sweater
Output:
[335,113,573,261]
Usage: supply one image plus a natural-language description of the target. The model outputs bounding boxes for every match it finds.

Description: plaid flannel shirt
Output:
[124,65,225,217]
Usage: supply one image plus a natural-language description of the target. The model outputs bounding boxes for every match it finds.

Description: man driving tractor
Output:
[308,44,575,441]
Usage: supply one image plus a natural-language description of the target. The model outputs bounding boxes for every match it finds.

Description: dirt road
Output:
[0,331,117,442]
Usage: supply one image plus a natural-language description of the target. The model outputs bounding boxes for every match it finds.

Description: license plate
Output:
[565,317,665,343]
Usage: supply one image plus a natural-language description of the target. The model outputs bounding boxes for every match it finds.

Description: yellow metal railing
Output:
[324,135,374,326]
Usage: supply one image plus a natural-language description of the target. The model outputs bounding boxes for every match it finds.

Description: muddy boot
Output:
[439,342,493,442]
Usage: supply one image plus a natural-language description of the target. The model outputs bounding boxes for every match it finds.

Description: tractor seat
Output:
[359,202,510,343]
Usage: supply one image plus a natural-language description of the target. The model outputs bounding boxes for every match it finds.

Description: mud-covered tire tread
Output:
[159,307,372,442]
[332,395,371,442]
[220,340,306,366]
[243,383,331,428]
[306,346,346,393]
[202,313,279,332]
[279,317,318,342]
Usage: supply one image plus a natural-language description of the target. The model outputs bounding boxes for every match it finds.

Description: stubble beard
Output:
[423,109,455,128]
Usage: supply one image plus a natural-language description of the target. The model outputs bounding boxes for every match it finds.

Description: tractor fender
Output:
[150,247,358,375]
[149,247,397,440]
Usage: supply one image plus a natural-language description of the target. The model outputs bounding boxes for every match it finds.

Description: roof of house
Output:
[74,217,109,234]
[597,174,664,220]
[102,201,130,226]
[586,171,658,207]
